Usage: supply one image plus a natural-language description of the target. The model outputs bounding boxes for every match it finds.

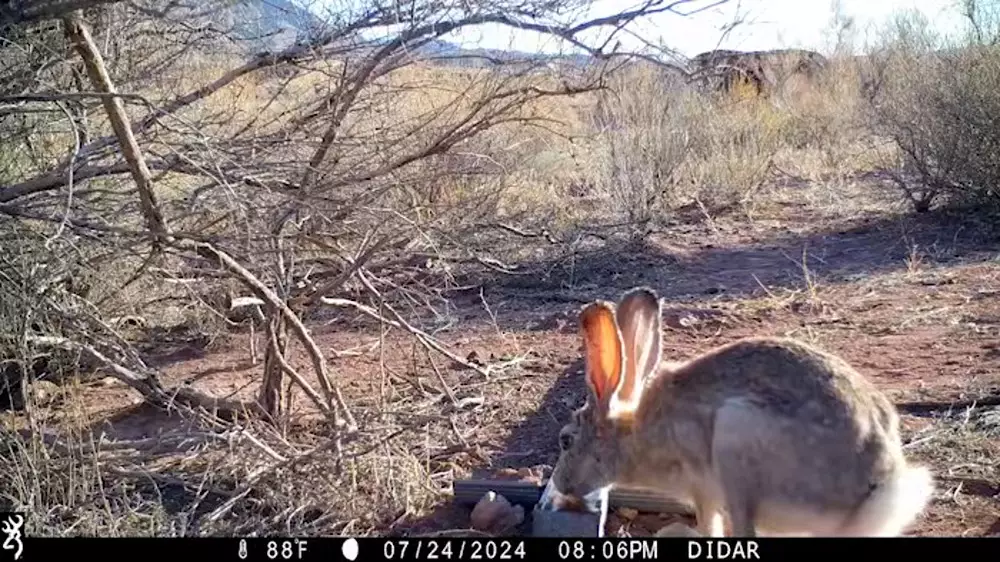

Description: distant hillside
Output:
[219,0,593,67]
[413,39,593,68]
[222,0,326,51]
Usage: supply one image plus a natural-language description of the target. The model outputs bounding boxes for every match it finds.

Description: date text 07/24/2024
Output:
[380,539,761,561]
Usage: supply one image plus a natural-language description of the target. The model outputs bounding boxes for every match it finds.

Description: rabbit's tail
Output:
[840,464,935,537]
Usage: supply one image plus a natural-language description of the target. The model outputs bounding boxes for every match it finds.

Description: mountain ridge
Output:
[223,0,600,67]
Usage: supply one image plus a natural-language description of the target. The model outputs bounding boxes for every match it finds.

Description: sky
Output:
[438,0,970,57]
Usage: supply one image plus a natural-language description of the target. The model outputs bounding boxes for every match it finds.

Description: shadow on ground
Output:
[448,208,998,332]
[388,206,1000,537]
[389,356,587,537]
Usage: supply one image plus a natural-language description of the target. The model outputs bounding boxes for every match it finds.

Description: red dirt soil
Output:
[69,204,1000,537]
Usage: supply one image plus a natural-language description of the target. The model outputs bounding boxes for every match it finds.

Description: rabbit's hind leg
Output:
[689,481,728,537]
[694,496,727,537]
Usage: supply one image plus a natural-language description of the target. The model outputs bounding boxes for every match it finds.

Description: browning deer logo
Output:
[0,514,23,561]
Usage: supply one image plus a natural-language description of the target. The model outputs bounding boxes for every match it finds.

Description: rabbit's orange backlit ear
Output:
[580,301,624,413]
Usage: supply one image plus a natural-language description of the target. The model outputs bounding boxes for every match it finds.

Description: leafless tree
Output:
[1,0,727,443]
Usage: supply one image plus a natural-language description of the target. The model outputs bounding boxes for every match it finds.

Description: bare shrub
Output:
[681,86,792,213]
[589,64,802,223]
[864,9,1000,213]
[1,0,731,536]
[591,63,693,235]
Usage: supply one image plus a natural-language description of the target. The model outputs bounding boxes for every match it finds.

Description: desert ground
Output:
[17,176,998,537]
[2,1,999,540]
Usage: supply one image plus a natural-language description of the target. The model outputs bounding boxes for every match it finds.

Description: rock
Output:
[30,380,61,406]
[494,467,542,485]
[470,491,525,534]
[655,522,702,537]
[496,468,520,479]
[515,467,542,484]
[532,506,602,537]
[617,507,639,521]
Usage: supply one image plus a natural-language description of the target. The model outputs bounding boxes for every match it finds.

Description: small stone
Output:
[470,491,524,533]
[678,314,698,328]
[466,350,482,365]
[655,522,702,537]
[506,505,526,529]
[617,507,639,521]
[499,466,542,486]
[515,467,538,482]
[30,380,61,405]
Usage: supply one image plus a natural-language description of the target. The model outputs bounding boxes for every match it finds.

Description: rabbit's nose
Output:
[553,493,586,511]
[545,487,586,511]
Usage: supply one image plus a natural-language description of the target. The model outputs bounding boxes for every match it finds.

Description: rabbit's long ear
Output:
[579,301,625,418]
[612,287,663,413]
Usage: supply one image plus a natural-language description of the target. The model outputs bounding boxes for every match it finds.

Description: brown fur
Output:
[542,286,934,537]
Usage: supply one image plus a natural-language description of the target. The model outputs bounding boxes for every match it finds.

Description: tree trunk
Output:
[258,313,287,421]
[4,0,124,26]
[61,9,168,239]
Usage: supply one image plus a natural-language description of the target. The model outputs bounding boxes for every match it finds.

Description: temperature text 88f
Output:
[267,539,308,560]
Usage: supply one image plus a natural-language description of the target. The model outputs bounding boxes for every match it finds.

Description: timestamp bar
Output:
[12,536,999,560]
[378,537,998,560]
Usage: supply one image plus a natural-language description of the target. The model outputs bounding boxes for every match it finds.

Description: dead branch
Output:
[61,8,168,238]
[320,295,491,379]
[2,0,728,205]
[0,91,148,104]
[202,430,363,524]
[897,393,1000,415]
[1,0,124,25]
[179,240,356,431]
[25,334,263,419]
[262,313,329,417]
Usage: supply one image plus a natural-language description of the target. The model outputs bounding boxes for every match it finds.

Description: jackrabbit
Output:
[537,286,934,537]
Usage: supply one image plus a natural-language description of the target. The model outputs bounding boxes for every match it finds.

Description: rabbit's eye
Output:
[559,433,574,451]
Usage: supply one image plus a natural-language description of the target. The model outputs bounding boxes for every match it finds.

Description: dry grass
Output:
[3,9,1000,539]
